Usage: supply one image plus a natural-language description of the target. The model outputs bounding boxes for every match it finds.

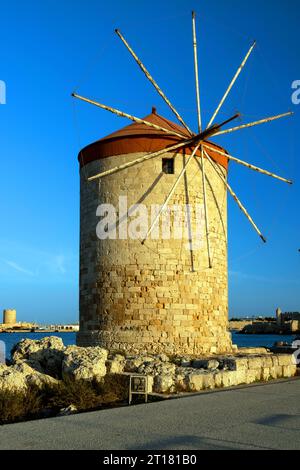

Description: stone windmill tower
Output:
[74,13,293,355]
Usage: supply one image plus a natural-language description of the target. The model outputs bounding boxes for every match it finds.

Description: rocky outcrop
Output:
[62,346,108,382]
[13,361,59,389]
[106,354,126,374]
[1,337,298,397]
[0,360,60,392]
[0,364,28,392]
[11,336,65,378]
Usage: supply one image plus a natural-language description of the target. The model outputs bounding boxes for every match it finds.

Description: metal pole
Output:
[141,143,201,244]
[204,149,266,243]
[200,146,212,268]
[192,11,202,133]
[115,29,194,136]
[213,111,294,137]
[72,93,186,139]
[202,143,292,185]
[207,41,256,128]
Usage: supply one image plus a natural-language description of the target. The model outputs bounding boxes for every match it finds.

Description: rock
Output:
[0,364,28,392]
[142,356,155,364]
[185,372,205,392]
[106,354,125,374]
[62,346,108,382]
[156,353,169,363]
[137,361,175,377]
[174,370,187,391]
[124,356,146,372]
[154,374,175,393]
[58,405,78,416]
[238,347,269,355]
[173,356,192,367]
[11,337,65,378]
[13,361,60,389]
[192,359,219,370]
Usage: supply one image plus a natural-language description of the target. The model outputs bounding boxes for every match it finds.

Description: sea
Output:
[0,331,298,360]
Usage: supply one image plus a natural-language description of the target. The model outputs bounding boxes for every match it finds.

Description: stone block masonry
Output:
[78,150,232,355]
[180,353,298,392]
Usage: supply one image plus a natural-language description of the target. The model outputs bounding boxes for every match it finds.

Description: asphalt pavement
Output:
[1,378,300,450]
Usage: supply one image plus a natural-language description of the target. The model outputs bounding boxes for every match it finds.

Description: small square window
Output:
[162,158,174,174]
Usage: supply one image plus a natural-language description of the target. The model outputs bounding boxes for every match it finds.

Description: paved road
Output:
[1,378,300,450]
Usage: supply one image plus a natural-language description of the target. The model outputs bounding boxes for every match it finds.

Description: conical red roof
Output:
[99,107,191,140]
[78,108,228,170]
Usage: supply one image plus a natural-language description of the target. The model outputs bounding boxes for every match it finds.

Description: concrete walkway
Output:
[1,378,300,450]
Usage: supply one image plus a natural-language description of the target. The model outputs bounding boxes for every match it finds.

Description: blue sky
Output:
[0,0,299,323]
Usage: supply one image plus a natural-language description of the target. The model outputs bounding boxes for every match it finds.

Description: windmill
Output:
[72,11,293,269]
[74,12,293,354]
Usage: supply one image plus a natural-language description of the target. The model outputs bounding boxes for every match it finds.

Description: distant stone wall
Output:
[229,320,253,331]
[240,321,300,335]
[78,151,232,355]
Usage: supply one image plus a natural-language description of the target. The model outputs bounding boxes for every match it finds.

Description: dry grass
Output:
[0,374,129,425]
[0,387,42,424]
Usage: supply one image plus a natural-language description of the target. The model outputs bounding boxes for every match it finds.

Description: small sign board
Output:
[129,374,148,405]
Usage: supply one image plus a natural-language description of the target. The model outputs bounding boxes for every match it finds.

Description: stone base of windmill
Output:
[119,348,297,394]
[2,337,297,398]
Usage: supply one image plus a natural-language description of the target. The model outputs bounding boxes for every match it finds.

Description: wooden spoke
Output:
[87,137,198,181]
[200,145,212,268]
[204,149,266,243]
[202,143,292,185]
[86,113,241,182]
[115,29,194,135]
[72,93,187,139]
[207,41,256,128]
[192,11,202,133]
[213,111,294,136]
[141,144,201,244]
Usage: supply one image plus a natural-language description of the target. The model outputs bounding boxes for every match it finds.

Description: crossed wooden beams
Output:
[72,11,293,268]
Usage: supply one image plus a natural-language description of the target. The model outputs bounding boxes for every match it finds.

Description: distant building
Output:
[3,309,17,325]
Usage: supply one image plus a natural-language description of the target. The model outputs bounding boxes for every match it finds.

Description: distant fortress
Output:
[0,309,79,333]
[231,309,300,335]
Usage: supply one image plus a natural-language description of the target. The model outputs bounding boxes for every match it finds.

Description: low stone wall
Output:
[122,350,297,394]
[174,353,297,393]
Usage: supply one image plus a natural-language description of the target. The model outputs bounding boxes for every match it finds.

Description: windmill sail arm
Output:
[202,143,293,185]
[200,145,212,268]
[204,149,267,243]
[87,137,197,182]
[206,41,256,129]
[86,114,240,182]
[115,29,194,136]
[72,93,187,139]
[213,111,294,136]
[192,11,202,133]
[142,143,201,244]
